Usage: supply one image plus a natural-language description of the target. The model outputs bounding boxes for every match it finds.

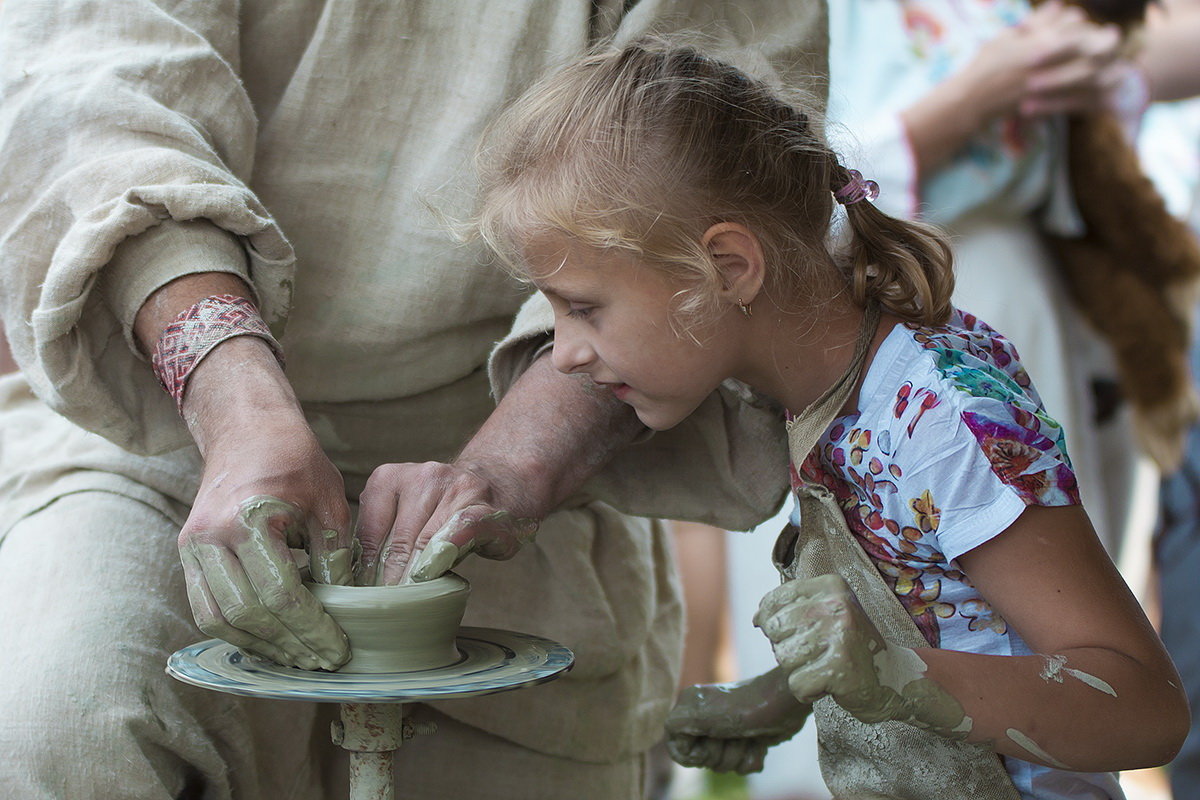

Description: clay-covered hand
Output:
[754,574,970,737]
[355,461,539,585]
[664,668,812,774]
[178,425,355,672]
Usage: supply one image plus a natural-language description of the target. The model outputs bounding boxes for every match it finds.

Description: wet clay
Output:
[307,574,470,673]
[408,509,540,583]
[1006,728,1072,770]
[757,575,972,739]
[237,495,354,585]
[1038,654,1118,697]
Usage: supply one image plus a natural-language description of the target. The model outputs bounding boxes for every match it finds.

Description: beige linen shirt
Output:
[0,0,825,762]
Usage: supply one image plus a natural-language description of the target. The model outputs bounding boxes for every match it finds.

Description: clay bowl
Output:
[306,574,470,673]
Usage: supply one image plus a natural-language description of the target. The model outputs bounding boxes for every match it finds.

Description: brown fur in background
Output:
[1038,0,1200,468]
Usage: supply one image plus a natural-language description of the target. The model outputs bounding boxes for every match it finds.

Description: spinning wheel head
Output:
[167,627,573,703]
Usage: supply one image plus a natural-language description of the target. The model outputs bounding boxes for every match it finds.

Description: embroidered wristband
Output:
[151,294,285,414]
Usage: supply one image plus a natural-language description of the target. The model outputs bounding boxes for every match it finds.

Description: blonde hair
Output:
[476,37,954,329]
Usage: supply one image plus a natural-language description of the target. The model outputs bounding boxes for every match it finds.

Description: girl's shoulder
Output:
[900,308,1036,406]
[853,308,1079,508]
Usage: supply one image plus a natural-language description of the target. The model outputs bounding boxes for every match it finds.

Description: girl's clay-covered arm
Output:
[356,353,645,584]
[135,272,356,671]
[757,505,1188,771]
[899,2,1123,179]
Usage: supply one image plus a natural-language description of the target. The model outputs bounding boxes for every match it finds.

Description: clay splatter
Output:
[1006,728,1071,770]
[1038,654,1117,698]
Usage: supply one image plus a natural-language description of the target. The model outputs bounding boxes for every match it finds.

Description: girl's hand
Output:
[664,668,812,774]
[177,337,354,671]
[754,575,969,736]
[355,460,540,585]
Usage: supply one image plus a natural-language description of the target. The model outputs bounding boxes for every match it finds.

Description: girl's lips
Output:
[596,380,632,400]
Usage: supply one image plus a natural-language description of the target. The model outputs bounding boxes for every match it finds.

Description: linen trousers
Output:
[0,488,645,800]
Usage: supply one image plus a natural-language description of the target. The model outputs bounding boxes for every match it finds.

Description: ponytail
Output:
[832,164,956,326]
[475,36,957,331]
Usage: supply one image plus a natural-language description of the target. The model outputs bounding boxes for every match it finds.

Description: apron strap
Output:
[785,302,881,463]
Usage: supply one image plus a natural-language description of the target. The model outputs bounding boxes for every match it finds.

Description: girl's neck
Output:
[734,301,902,418]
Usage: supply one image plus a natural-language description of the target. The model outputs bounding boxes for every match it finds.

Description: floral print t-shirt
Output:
[791,309,1122,800]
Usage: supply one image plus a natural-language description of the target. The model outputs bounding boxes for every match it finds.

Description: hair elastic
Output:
[151,294,285,414]
[834,169,880,205]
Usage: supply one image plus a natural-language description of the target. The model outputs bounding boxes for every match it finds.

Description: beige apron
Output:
[773,303,1020,800]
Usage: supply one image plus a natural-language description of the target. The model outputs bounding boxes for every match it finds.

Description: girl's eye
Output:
[566,305,594,320]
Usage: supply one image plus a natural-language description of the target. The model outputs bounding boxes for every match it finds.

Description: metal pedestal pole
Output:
[166,630,574,800]
[331,703,437,800]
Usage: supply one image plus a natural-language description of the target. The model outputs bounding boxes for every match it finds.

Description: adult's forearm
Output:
[455,352,644,518]
[133,273,305,455]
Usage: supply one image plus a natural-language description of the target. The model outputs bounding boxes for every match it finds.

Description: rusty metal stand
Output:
[332,703,439,800]
[166,629,573,800]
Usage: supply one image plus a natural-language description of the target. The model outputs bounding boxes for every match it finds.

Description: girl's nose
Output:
[551,329,595,375]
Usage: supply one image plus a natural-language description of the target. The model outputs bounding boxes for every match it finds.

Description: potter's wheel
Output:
[167,626,573,703]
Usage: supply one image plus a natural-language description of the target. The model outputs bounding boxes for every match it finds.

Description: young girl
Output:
[473,38,1188,799]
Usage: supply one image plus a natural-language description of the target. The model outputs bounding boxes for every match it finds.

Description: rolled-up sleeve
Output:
[0,0,295,454]
[489,293,791,531]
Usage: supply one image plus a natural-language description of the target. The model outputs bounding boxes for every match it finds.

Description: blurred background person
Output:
[692,2,1195,798]
[1138,0,1200,797]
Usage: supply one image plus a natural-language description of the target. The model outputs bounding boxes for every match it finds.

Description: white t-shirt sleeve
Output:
[896,392,1079,564]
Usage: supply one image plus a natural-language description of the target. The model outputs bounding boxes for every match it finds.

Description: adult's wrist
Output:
[182,335,308,457]
[455,352,642,518]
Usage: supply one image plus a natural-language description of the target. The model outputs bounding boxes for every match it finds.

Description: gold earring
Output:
[737,298,753,318]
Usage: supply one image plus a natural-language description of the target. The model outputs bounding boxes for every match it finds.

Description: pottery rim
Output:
[306,573,470,673]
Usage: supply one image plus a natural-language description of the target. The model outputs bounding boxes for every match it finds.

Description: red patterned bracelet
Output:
[150,294,285,414]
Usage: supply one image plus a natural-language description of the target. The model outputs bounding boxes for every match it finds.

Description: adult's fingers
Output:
[713,739,752,774]
[664,685,712,736]
[359,466,447,585]
[180,546,296,666]
[665,733,702,767]
[237,494,353,586]
[406,506,490,583]
[307,515,354,586]
[407,505,539,583]
[355,466,404,582]
[232,528,350,667]
[185,540,331,669]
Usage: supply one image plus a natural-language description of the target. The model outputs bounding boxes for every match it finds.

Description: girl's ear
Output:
[701,222,766,306]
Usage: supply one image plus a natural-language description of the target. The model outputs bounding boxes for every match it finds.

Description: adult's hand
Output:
[134,273,356,670]
[664,668,812,774]
[356,353,643,585]
[176,337,355,670]
[355,460,539,585]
